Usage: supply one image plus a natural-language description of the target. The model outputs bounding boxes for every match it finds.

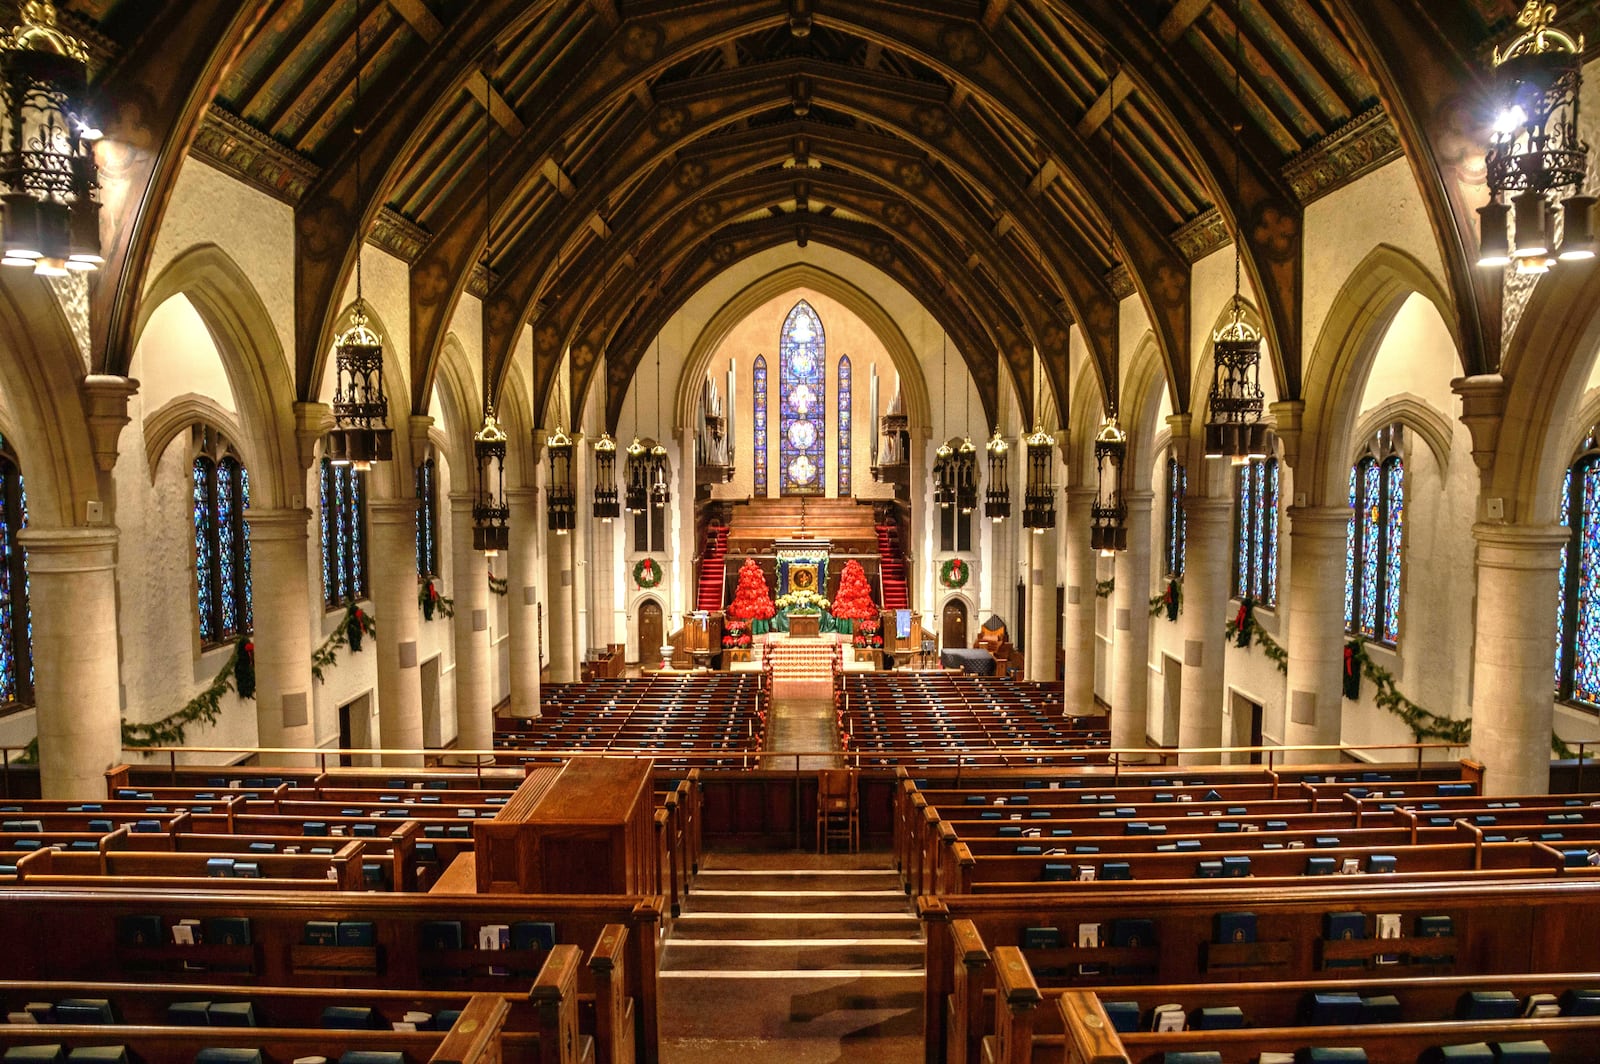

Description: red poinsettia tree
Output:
[830,558,878,636]
[727,559,776,634]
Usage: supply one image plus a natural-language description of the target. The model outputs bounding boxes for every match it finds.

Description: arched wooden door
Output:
[942,598,968,650]
[638,599,664,663]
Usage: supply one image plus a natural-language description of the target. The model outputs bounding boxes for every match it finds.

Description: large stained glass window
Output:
[1556,439,1600,706]
[1345,435,1404,644]
[1165,454,1187,579]
[0,438,31,709]
[837,355,852,496]
[752,355,768,498]
[778,300,826,495]
[415,456,438,578]
[193,446,252,646]
[1232,456,1278,605]
[320,456,368,609]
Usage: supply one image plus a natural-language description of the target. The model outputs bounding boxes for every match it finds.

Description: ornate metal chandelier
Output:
[1090,413,1128,556]
[546,424,575,534]
[1478,1,1591,272]
[984,428,1010,523]
[1022,424,1055,533]
[592,431,619,521]
[0,0,102,275]
[933,438,955,510]
[472,403,509,555]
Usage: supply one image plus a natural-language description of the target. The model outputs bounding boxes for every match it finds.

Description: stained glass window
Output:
[753,355,768,498]
[415,457,438,578]
[0,440,32,709]
[837,355,852,496]
[1165,454,1187,579]
[778,300,826,495]
[1345,447,1403,645]
[193,449,252,645]
[1232,457,1278,605]
[320,457,368,609]
[1556,444,1600,707]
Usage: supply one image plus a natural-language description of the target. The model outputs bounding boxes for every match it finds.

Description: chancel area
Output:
[3,0,1600,1061]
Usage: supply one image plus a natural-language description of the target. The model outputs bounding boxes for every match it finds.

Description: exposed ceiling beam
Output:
[385,0,443,39]
[1075,68,1133,139]
[388,0,523,136]
[1158,0,1213,43]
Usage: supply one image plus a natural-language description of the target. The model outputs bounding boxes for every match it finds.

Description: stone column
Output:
[1469,524,1566,795]
[589,486,617,651]
[505,488,541,718]
[1025,526,1059,682]
[1061,490,1098,713]
[1282,507,1354,761]
[21,528,121,799]
[245,509,317,760]
[571,435,591,660]
[367,499,424,766]
[1112,493,1154,755]
[546,524,578,683]
[1178,497,1234,762]
[910,429,930,613]
[447,494,493,757]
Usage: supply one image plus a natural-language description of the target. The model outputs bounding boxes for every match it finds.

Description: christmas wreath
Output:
[633,557,664,588]
[939,557,971,589]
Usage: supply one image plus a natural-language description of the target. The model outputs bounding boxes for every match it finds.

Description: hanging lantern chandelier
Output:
[1478,1,1590,272]
[1090,413,1128,556]
[592,432,619,521]
[650,440,670,510]
[327,0,390,472]
[1022,425,1056,533]
[933,438,955,509]
[546,424,575,534]
[624,436,648,513]
[956,436,978,515]
[984,428,1010,523]
[1205,0,1268,465]
[472,403,509,555]
[0,0,102,275]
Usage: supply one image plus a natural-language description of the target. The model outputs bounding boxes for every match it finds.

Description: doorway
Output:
[337,693,373,768]
[942,597,968,651]
[1161,655,1182,749]
[1231,692,1264,765]
[420,655,441,748]
[638,599,663,664]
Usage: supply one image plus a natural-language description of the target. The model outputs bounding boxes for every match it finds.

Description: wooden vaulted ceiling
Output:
[63,0,1542,436]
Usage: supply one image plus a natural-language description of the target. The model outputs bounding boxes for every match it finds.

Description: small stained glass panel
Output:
[837,355,851,496]
[778,300,826,495]
[753,355,768,498]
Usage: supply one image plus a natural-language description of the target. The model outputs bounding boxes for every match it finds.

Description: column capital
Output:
[16,526,118,571]
[447,491,477,513]
[293,402,333,473]
[1473,522,1568,572]
[1184,496,1234,520]
[368,497,420,524]
[1124,491,1154,516]
[1286,505,1352,539]
[1268,399,1306,470]
[81,374,139,473]
[244,508,312,541]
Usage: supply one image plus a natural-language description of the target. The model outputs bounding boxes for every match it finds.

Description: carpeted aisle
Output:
[658,852,924,1064]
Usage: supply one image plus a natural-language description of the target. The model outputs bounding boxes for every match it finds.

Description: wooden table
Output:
[788,613,821,638]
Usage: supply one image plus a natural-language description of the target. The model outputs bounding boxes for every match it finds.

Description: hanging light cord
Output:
[353,0,364,305]
[1231,0,1244,313]
[482,47,495,418]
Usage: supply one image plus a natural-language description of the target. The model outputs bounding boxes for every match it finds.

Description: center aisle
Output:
[657,852,924,1063]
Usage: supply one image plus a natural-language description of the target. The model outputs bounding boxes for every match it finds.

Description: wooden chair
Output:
[816,768,860,853]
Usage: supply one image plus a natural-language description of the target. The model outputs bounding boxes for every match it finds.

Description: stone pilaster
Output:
[244,509,317,760]
[545,523,578,684]
[1282,507,1354,761]
[505,488,541,718]
[20,528,122,798]
[1061,490,1098,713]
[367,499,424,766]
[1178,497,1234,762]
[1025,525,1059,682]
[1112,494,1154,755]
[447,494,492,757]
[1469,524,1567,795]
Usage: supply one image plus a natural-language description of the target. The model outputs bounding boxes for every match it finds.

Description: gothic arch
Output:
[1067,355,1102,488]
[667,264,933,438]
[432,334,478,482]
[1296,244,1456,509]
[1349,394,1455,475]
[1186,297,1270,499]
[1121,332,1169,490]
[320,298,414,501]
[0,277,101,528]
[141,395,248,483]
[134,244,299,511]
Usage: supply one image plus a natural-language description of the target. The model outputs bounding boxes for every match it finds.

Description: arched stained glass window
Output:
[1233,456,1278,605]
[1556,435,1600,706]
[193,441,252,646]
[415,456,438,578]
[837,355,852,496]
[1165,454,1187,579]
[1345,429,1404,645]
[0,438,31,709]
[752,355,768,498]
[778,300,825,495]
[320,456,368,609]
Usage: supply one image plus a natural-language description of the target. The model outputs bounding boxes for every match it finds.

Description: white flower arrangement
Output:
[776,589,830,612]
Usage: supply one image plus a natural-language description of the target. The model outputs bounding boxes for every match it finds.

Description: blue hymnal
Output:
[1302,1048,1369,1062]
[1101,862,1132,880]
[1367,853,1397,873]
[1111,919,1154,948]
[1324,911,1365,941]
[1221,855,1251,877]
[1305,856,1336,876]
[421,920,464,950]
[1416,914,1453,938]
[1175,839,1202,851]
[1426,1046,1493,1063]
[338,1054,406,1064]
[303,821,328,836]
[232,861,260,879]
[204,917,251,946]
[194,1053,263,1064]
[321,1005,380,1030]
[337,921,376,947]
[116,914,163,946]
[1214,911,1256,944]
[1361,994,1401,1022]
[998,825,1022,837]
[1159,1053,1221,1064]
[1015,845,1041,855]
[1192,1006,1244,1030]
[64,1049,127,1064]
[1101,1000,1140,1033]
[1196,860,1223,879]
[167,1001,210,1026]
[1560,988,1600,1015]
[2,1047,63,1064]
[303,920,339,946]
[510,921,556,951]
[1022,927,1061,950]
[1040,863,1072,882]
[206,1002,256,1027]
[205,857,235,877]
[1491,1041,1550,1064]
[54,999,115,1025]
[1458,991,1519,1019]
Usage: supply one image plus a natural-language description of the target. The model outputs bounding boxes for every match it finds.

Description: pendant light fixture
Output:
[328,0,392,472]
[1479,2,1590,272]
[546,365,575,535]
[984,425,1009,523]
[0,0,103,275]
[592,357,619,521]
[1203,0,1268,466]
[471,50,508,555]
[1022,355,1055,533]
[1090,411,1128,557]
[651,336,670,511]
[934,333,955,509]
[625,365,647,513]
[956,363,977,515]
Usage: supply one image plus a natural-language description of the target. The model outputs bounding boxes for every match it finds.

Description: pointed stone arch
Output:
[1295,244,1456,508]
[1121,332,1169,487]
[433,333,478,480]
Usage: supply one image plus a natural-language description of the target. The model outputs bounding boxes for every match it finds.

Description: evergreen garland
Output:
[1344,638,1469,745]
[1149,578,1182,620]
[311,601,377,684]
[418,578,455,621]
[1095,578,1115,599]
[1222,602,1289,672]
[122,638,250,748]
[488,574,509,596]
